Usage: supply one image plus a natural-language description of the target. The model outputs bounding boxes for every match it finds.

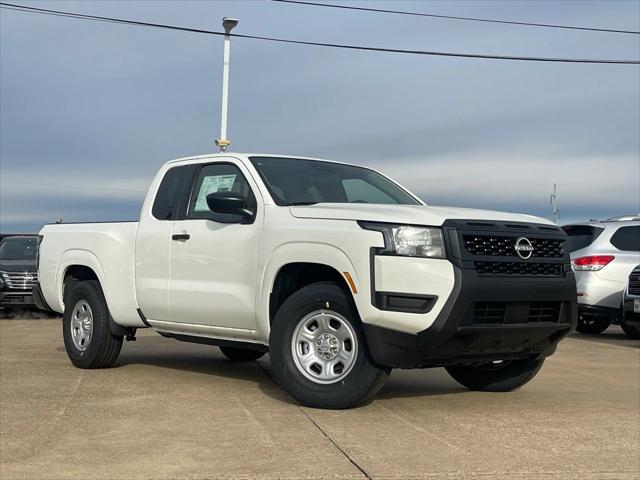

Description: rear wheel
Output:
[269,282,389,409]
[62,280,123,369]
[621,324,640,339]
[446,358,545,392]
[575,314,611,334]
[219,346,265,361]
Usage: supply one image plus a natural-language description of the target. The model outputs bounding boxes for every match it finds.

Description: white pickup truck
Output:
[34,153,577,409]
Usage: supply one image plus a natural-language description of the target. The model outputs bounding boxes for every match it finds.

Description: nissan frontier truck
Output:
[34,153,577,409]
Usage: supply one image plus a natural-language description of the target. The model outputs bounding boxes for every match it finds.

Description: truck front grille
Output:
[471,302,562,325]
[629,270,640,296]
[473,302,507,323]
[528,302,561,323]
[0,271,38,290]
[463,235,564,258]
[475,261,564,277]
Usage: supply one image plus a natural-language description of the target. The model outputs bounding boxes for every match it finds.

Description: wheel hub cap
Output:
[291,310,358,384]
[70,300,93,351]
[316,333,339,360]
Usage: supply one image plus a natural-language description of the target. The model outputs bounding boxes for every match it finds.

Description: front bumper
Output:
[622,298,640,326]
[364,266,576,368]
[363,220,577,369]
[0,290,34,307]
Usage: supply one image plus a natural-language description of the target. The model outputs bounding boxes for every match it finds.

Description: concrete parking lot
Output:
[1,317,638,480]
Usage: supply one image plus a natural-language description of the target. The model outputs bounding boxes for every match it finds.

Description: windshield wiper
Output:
[284,201,319,206]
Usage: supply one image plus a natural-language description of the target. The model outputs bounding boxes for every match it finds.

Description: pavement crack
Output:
[299,406,372,480]
[255,360,371,479]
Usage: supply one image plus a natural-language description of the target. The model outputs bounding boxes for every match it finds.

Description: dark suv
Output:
[622,265,640,339]
[0,236,39,308]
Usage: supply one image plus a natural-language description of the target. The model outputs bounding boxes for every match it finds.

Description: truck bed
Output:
[38,221,142,326]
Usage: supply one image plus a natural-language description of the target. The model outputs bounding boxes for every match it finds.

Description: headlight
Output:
[359,222,445,258]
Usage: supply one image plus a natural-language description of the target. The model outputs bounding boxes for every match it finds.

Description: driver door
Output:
[168,160,261,330]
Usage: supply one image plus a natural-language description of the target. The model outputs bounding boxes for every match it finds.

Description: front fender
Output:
[256,242,364,341]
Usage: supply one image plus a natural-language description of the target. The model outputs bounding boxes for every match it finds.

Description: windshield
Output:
[250,157,421,206]
[0,237,38,261]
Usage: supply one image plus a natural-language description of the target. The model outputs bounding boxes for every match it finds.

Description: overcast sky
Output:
[1,0,639,233]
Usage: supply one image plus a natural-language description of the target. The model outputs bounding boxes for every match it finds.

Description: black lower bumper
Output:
[0,290,34,307]
[578,304,620,322]
[622,299,640,326]
[364,266,577,368]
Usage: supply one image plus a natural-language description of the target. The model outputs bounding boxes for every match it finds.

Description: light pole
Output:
[215,17,238,152]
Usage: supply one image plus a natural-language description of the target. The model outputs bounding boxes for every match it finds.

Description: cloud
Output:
[1,0,639,231]
[369,150,639,222]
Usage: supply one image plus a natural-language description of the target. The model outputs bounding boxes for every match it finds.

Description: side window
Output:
[342,178,396,204]
[188,163,256,220]
[152,166,192,220]
[610,226,640,252]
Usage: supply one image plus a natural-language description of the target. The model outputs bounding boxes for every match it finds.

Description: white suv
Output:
[562,218,640,336]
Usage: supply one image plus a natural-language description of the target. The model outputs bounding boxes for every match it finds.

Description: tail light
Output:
[572,255,615,271]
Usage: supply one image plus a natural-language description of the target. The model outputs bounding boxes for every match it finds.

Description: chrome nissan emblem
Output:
[25,274,34,282]
[514,237,534,260]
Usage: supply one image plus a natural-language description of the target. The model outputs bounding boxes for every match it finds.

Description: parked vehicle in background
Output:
[34,153,577,409]
[621,265,640,339]
[0,235,39,308]
[562,218,640,335]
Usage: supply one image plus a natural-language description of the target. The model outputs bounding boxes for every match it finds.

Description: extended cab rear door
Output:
[168,158,262,330]
[135,164,196,322]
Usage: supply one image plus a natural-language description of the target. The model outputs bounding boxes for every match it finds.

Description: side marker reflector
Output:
[343,272,358,294]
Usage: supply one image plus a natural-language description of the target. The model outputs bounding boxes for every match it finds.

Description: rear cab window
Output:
[152,166,195,221]
[561,225,605,252]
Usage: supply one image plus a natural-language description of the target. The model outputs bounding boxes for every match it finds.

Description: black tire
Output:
[621,324,640,339]
[575,314,611,334]
[269,282,390,409]
[62,280,123,369]
[445,358,545,392]
[220,346,265,361]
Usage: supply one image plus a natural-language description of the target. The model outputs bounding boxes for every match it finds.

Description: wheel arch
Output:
[58,250,106,309]
[269,262,354,323]
[256,243,363,341]
[61,260,136,337]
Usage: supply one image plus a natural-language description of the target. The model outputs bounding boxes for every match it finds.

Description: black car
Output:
[0,235,39,308]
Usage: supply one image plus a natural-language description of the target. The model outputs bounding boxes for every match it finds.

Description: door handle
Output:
[172,233,190,241]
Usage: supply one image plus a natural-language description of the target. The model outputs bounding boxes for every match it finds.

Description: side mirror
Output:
[206,192,253,222]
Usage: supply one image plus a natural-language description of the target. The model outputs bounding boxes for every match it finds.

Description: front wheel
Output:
[445,358,545,392]
[269,282,390,409]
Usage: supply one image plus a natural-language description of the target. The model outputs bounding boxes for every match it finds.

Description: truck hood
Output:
[289,203,554,226]
[0,259,37,272]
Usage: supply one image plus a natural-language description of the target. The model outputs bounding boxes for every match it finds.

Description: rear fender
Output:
[58,250,143,327]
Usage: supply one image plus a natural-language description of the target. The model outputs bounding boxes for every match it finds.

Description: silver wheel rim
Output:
[70,300,93,351]
[291,310,358,384]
